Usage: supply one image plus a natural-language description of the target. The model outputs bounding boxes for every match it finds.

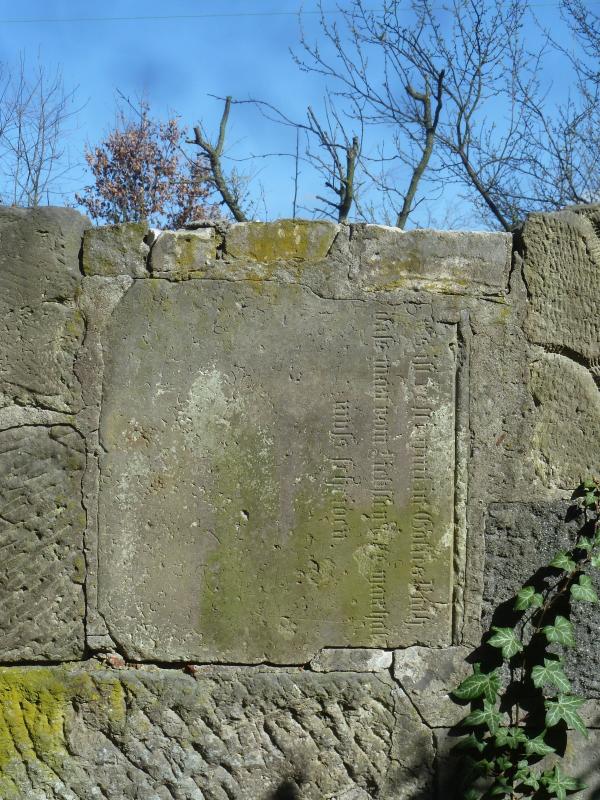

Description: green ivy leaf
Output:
[584,492,597,508]
[489,776,511,796]
[582,478,597,491]
[550,552,576,572]
[494,727,527,750]
[577,536,593,552]
[524,730,556,756]
[591,553,600,568]
[463,791,481,800]
[463,701,502,734]
[488,626,523,659]
[545,694,587,736]
[541,764,581,800]
[531,658,571,693]
[453,664,500,703]
[520,771,541,791]
[543,616,576,648]
[514,585,544,611]
[571,574,599,603]
[453,733,487,753]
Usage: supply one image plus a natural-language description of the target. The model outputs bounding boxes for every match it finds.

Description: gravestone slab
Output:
[98,278,457,662]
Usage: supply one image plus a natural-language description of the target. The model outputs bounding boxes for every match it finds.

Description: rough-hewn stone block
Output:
[82,221,149,277]
[0,425,86,661]
[393,646,471,727]
[0,665,434,799]
[522,207,600,361]
[225,219,339,262]
[0,206,89,412]
[149,228,218,275]
[98,279,457,662]
[351,225,511,296]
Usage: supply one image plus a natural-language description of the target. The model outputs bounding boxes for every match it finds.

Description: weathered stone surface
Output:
[351,225,512,296]
[310,647,393,672]
[225,219,339,263]
[82,221,149,277]
[484,502,600,697]
[0,206,89,412]
[149,228,218,276]
[0,665,434,799]
[98,279,457,662]
[0,425,86,661]
[522,207,600,361]
[393,646,471,727]
[530,353,600,491]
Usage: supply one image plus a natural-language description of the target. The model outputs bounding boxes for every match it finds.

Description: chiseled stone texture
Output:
[310,648,393,673]
[98,279,457,662]
[150,228,218,276]
[393,646,471,728]
[530,353,600,491]
[350,225,512,296]
[522,206,600,362]
[81,220,149,277]
[0,425,86,661]
[0,665,434,800]
[0,206,89,412]
[484,502,600,697]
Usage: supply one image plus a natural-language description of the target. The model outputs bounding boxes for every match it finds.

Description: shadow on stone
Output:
[265,778,301,800]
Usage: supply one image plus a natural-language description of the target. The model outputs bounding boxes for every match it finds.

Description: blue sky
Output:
[0,0,582,228]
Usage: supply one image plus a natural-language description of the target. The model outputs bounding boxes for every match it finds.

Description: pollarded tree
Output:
[76,97,216,228]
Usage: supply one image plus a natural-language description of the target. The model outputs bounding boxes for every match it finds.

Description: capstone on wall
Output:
[0,207,599,798]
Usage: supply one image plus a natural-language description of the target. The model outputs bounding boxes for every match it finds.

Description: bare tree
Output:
[0,56,79,207]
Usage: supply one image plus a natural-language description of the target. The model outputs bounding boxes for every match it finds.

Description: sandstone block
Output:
[225,219,339,262]
[98,279,457,662]
[0,206,89,411]
[310,647,393,672]
[393,646,472,727]
[0,665,434,799]
[351,225,511,296]
[82,220,149,277]
[0,425,86,661]
[149,228,218,275]
[522,208,600,361]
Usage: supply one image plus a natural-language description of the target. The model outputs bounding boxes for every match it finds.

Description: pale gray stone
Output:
[0,665,434,800]
[0,425,86,661]
[149,228,218,275]
[393,646,471,727]
[98,279,457,662]
[0,206,89,412]
[82,220,149,277]
[350,225,512,296]
[310,648,393,672]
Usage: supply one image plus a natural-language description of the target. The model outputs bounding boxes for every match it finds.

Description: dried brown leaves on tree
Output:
[77,99,216,228]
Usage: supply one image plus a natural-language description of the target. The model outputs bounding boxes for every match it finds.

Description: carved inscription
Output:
[100,280,457,661]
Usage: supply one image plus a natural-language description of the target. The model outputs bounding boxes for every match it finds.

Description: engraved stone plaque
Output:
[99,279,457,662]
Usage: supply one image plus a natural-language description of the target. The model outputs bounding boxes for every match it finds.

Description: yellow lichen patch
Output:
[225,219,338,263]
[0,667,110,783]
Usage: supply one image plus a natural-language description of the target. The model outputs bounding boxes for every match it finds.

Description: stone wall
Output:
[0,206,599,798]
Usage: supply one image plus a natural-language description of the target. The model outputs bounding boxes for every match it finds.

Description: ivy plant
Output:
[452,478,600,799]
